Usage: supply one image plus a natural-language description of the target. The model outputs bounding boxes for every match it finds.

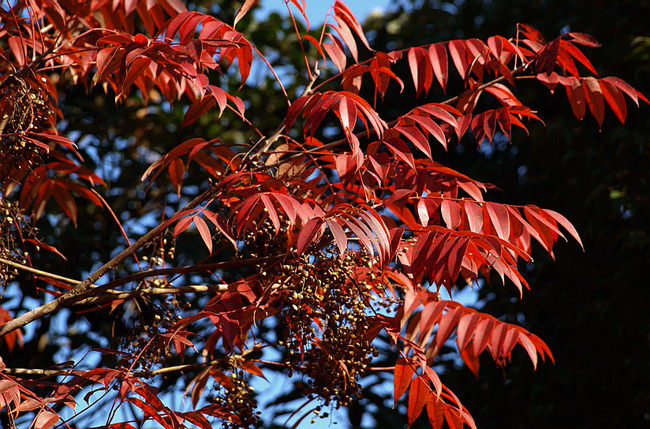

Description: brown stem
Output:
[0,185,219,337]
[0,257,84,286]
[1,345,261,378]
[72,284,228,306]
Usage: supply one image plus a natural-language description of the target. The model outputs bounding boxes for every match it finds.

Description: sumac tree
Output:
[0,1,645,428]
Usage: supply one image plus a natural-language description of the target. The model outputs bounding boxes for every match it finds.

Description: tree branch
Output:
[72,284,228,306]
[1,255,282,310]
[0,185,221,337]
[1,345,262,378]
[0,257,83,286]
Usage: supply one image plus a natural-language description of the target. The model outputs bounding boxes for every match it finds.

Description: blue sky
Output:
[256,0,390,27]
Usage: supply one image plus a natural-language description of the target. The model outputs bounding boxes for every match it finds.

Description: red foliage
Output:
[0,1,645,428]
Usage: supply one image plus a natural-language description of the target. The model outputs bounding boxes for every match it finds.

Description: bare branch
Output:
[1,345,262,378]
[0,185,221,337]
[73,284,228,306]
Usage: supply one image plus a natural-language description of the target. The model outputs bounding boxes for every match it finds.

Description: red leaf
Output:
[472,318,494,355]
[173,215,194,237]
[236,46,253,84]
[448,40,468,79]
[419,300,445,335]
[408,377,430,425]
[393,357,415,406]
[121,57,152,96]
[240,360,266,379]
[168,158,184,196]
[260,194,280,235]
[182,96,216,127]
[565,78,586,120]
[485,202,510,241]
[456,312,480,351]
[567,32,601,47]
[599,78,627,124]
[193,216,212,254]
[429,44,448,92]
[8,36,26,66]
[181,411,212,429]
[397,125,431,159]
[436,307,462,348]
[126,397,168,428]
[333,1,373,52]
[440,200,462,230]
[409,114,448,150]
[378,313,401,342]
[602,76,649,106]
[426,395,446,429]
[460,345,480,378]
[337,95,357,133]
[324,36,347,73]
[295,217,323,256]
[542,209,583,250]
[234,0,258,28]
[408,47,432,97]
[582,77,605,128]
[340,216,375,257]
[34,411,59,429]
[560,40,598,75]
[331,15,359,62]
[534,38,560,75]
[517,332,539,370]
[52,186,78,227]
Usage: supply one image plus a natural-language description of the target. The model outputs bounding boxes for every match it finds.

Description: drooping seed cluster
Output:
[0,199,31,287]
[239,216,290,260]
[0,80,52,181]
[239,216,387,409]
[118,285,186,371]
[280,251,379,408]
[141,233,176,268]
[209,368,260,429]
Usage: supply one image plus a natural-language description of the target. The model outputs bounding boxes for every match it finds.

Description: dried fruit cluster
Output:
[242,218,383,408]
[209,368,260,429]
[119,287,185,370]
[0,199,30,287]
[281,250,379,407]
[0,79,51,181]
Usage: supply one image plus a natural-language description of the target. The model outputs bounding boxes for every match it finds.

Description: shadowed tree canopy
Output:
[361,0,650,427]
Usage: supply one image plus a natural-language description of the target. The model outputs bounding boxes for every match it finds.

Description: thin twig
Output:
[0,185,220,337]
[1,345,261,378]
[73,284,228,306]
[0,255,282,307]
[0,256,83,287]
[251,65,321,159]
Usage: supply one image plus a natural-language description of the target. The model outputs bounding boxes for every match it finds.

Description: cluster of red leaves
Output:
[1,0,647,428]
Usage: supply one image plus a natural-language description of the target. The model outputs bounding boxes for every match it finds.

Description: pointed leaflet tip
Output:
[393,357,415,407]
[542,209,584,250]
[233,0,259,28]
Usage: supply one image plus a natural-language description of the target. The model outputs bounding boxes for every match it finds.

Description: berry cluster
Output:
[119,287,186,370]
[240,217,386,408]
[0,199,31,287]
[209,368,260,428]
[281,251,379,407]
[0,80,52,181]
